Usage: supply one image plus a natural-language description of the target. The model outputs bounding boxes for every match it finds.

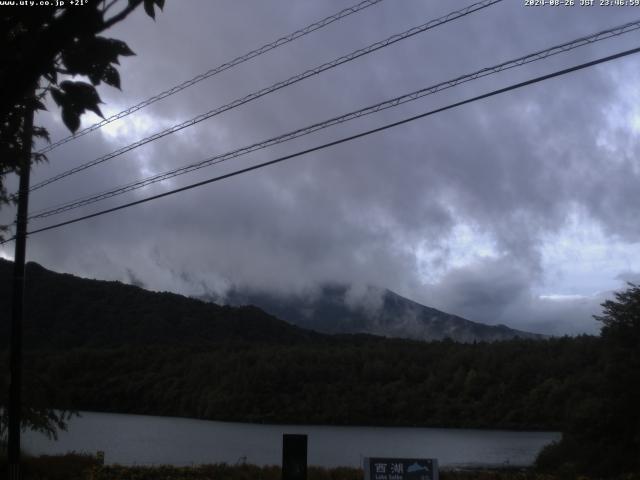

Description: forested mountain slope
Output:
[213,284,544,342]
[0,259,319,349]
[0,259,601,431]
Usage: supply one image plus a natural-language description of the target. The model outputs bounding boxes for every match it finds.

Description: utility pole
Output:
[8,94,35,480]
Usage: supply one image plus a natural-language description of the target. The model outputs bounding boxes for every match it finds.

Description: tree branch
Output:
[101,0,144,31]
[102,0,120,14]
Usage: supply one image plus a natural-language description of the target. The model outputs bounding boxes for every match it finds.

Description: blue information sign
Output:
[364,457,438,480]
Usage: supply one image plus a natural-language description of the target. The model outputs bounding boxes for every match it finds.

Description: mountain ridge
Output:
[206,283,545,342]
[0,259,596,433]
[0,259,543,348]
[0,259,320,349]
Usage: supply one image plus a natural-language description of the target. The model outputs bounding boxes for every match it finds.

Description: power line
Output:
[7,45,638,243]
[36,0,386,155]
[27,19,640,221]
[29,0,503,192]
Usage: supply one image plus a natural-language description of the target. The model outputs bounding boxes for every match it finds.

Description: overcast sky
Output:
[3,0,640,335]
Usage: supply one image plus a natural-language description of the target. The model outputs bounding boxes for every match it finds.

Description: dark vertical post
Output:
[282,434,307,480]
[8,99,34,480]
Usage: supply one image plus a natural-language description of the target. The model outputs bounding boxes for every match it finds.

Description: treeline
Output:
[2,335,601,431]
[0,259,606,431]
[4,259,639,476]
[0,259,319,351]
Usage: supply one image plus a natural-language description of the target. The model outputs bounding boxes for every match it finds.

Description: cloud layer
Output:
[2,0,640,335]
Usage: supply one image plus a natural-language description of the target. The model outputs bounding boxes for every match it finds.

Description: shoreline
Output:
[62,409,563,434]
[5,455,637,480]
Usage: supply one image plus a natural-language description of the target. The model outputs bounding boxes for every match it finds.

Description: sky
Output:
[2,0,640,336]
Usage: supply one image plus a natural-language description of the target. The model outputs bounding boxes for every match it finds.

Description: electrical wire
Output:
[29,0,503,191]
[3,45,636,243]
[27,18,640,220]
[36,0,386,155]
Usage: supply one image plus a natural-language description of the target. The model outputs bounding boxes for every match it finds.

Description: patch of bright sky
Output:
[611,61,640,127]
[415,207,639,303]
[539,207,640,298]
[94,104,232,180]
[525,65,640,304]
[416,222,498,283]
[629,80,640,135]
[85,106,182,178]
[539,293,588,301]
[597,63,640,158]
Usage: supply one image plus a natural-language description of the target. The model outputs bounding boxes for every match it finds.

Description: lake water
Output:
[23,412,561,468]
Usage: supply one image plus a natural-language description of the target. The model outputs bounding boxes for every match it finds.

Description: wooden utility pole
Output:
[8,96,34,480]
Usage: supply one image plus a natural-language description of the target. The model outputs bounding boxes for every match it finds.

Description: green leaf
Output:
[61,108,80,133]
[155,0,165,10]
[33,126,51,143]
[33,152,48,164]
[102,65,121,90]
[50,88,64,107]
[61,37,135,89]
[83,101,103,118]
[86,102,103,118]
[110,38,135,57]
[66,5,104,35]
[63,37,122,74]
[56,81,105,123]
[88,69,102,86]
[32,98,47,111]
[60,81,103,107]
[144,0,156,19]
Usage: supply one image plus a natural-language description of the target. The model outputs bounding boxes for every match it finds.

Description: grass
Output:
[1,455,640,480]
[1,452,101,480]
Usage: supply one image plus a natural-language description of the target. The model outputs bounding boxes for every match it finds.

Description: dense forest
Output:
[0,260,318,350]
[1,336,601,430]
[0,259,600,429]
[1,260,639,476]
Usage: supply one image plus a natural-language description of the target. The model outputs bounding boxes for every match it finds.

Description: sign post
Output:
[282,434,307,480]
[364,458,439,480]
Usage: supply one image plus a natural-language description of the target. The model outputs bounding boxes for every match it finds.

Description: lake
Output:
[23,412,560,468]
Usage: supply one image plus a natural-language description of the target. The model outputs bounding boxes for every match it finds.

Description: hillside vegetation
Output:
[2,260,639,477]
[215,284,544,342]
[0,259,600,431]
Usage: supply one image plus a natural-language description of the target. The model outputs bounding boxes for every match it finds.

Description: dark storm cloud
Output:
[423,257,532,322]
[3,0,640,334]
[420,256,610,335]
